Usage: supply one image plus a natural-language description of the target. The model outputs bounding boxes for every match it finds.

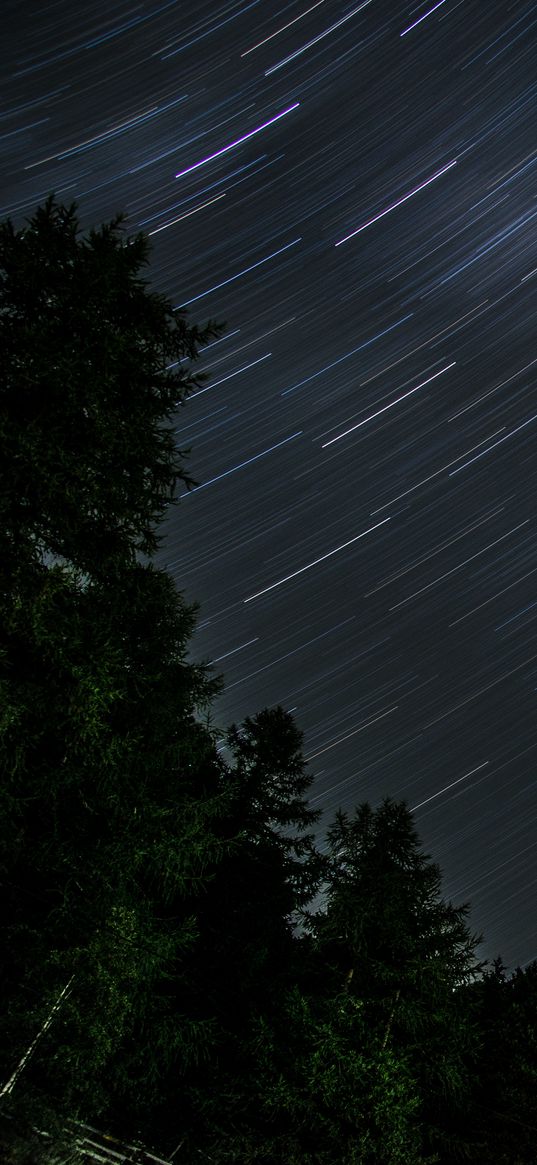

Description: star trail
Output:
[4,0,537,970]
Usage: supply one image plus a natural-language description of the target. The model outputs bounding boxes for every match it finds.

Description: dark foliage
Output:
[466,957,537,1163]
[1,199,535,1165]
[0,198,225,1132]
[0,194,221,579]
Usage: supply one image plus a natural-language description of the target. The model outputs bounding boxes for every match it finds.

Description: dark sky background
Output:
[4,0,537,970]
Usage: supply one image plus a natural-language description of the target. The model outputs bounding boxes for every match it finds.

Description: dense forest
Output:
[1,199,537,1164]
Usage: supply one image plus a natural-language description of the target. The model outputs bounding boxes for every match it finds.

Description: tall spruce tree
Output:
[157,707,328,1160]
[308,799,483,1162]
[177,758,433,1165]
[466,958,537,1163]
[0,195,220,580]
[0,199,227,1136]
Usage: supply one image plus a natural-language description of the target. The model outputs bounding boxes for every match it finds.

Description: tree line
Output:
[1,199,536,1164]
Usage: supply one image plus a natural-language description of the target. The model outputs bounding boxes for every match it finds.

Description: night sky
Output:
[4,0,537,970]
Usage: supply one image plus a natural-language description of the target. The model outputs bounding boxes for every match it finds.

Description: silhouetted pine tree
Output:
[0,195,221,581]
[307,799,483,1162]
[0,199,227,1136]
[160,707,328,1160]
[466,957,537,1162]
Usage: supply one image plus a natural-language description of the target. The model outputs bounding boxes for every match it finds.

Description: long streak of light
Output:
[176,237,301,307]
[370,429,506,514]
[148,193,225,234]
[265,0,373,75]
[175,102,299,179]
[449,412,537,474]
[411,763,489,812]
[335,160,457,245]
[202,318,295,370]
[210,638,259,663]
[227,617,356,691]
[390,521,530,610]
[423,653,537,730]
[366,503,504,595]
[305,706,398,761]
[322,362,455,447]
[244,518,390,602]
[448,566,537,628]
[25,108,160,168]
[241,0,325,56]
[282,314,413,397]
[190,352,272,398]
[182,431,302,496]
[361,303,487,388]
[400,0,448,37]
[448,356,537,421]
